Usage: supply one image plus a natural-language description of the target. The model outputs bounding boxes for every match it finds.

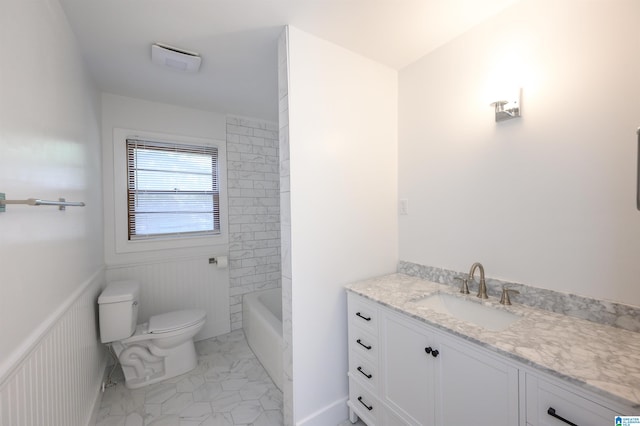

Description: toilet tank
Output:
[98,281,140,343]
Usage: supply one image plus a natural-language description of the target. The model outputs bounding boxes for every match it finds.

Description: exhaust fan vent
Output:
[151,43,201,73]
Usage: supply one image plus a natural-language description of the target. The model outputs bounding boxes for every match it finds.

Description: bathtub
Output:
[243,288,283,390]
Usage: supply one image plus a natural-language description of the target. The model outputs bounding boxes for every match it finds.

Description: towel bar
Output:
[0,195,85,212]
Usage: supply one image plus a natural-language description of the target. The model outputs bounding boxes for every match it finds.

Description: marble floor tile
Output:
[95,330,283,426]
[337,420,367,426]
[97,329,361,425]
[209,391,243,413]
[251,410,283,426]
[146,383,178,405]
[230,400,263,424]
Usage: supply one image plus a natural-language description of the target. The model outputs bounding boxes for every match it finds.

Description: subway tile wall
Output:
[226,116,281,331]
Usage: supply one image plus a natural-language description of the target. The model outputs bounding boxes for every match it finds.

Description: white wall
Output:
[286,27,398,425]
[101,93,231,339]
[0,0,105,424]
[0,0,103,370]
[399,0,640,305]
[277,27,294,425]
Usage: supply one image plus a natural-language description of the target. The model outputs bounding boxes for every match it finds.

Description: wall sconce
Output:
[490,88,521,122]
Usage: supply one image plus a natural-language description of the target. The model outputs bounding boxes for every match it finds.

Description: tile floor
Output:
[338,420,367,426]
[95,330,283,426]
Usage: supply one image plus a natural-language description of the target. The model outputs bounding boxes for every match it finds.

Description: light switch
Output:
[399,199,409,215]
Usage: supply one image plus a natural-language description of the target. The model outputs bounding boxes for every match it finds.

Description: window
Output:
[126,138,220,240]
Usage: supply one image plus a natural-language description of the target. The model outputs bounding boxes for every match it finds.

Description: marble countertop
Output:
[346,273,640,409]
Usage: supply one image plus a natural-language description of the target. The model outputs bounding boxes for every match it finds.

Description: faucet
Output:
[499,285,520,305]
[468,262,488,299]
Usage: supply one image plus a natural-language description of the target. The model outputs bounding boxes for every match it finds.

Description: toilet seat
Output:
[148,309,206,334]
[119,309,206,345]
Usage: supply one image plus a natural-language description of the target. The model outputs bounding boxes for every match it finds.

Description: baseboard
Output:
[296,396,349,426]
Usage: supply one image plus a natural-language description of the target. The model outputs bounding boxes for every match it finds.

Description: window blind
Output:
[126,138,220,240]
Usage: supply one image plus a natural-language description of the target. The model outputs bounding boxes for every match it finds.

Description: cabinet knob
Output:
[425,347,439,357]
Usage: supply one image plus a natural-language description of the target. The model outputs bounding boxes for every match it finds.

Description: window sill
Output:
[115,232,228,254]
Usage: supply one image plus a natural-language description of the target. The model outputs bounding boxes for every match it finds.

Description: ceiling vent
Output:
[151,43,201,73]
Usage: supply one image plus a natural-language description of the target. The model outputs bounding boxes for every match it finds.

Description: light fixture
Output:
[490,88,521,122]
[151,43,201,73]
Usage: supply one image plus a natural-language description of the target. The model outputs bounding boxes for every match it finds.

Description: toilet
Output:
[98,280,206,389]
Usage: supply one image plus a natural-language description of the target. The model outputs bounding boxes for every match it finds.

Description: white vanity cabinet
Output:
[380,308,436,425]
[380,307,519,426]
[347,292,518,425]
[346,262,640,426]
[346,291,633,426]
[434,325,520,425]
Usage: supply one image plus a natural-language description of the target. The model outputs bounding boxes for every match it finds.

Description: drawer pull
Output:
[547,407,578,426]
[357,396,373,411]
[356,312,372,321]
[356,339,372,350]
[357,366,373,379]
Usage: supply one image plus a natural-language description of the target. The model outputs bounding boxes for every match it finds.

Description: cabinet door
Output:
[381,310,436,426]
[435,334,519,426]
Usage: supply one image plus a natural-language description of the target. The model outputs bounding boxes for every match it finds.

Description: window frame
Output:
[126,138,221,240]
[113,128,228,254]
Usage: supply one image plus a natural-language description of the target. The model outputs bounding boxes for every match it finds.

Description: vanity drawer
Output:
[526,375,618,426]
[349,350,378,391]
[349,327,378,362]
[348,292,378,335]
[348,378,379,426]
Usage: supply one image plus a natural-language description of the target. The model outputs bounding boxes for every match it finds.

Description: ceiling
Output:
[59,0,520,121]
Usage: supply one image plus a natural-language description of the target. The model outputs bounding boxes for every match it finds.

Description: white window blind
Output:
[126,138,220,240]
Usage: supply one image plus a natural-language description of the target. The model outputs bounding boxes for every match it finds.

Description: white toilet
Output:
[98,280,206,389]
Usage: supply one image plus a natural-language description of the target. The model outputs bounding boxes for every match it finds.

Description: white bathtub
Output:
[243,288,283,390]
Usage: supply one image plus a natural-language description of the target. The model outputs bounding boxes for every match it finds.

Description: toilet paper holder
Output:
[209,256,228,268]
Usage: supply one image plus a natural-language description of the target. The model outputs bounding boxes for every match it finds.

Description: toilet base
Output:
[113,339,198,389]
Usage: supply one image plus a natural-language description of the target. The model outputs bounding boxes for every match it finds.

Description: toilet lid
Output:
[148,309,206,333]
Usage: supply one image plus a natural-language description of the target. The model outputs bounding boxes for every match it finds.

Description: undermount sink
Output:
[411,293,521,331]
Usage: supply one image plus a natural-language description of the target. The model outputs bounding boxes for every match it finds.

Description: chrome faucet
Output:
[468,262,488,299]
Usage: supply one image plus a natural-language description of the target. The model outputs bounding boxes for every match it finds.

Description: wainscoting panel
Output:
[105,255,230,340]
[0,270,105,426]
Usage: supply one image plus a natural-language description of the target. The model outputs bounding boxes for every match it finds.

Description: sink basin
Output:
[411,293,520,331]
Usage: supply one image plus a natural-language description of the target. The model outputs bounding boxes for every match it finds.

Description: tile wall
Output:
[226,116,281,331]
